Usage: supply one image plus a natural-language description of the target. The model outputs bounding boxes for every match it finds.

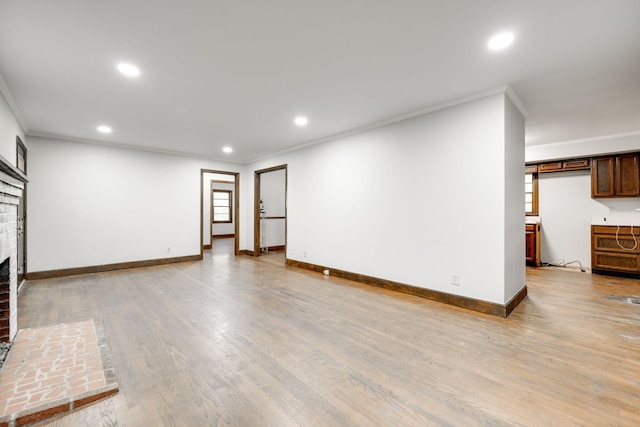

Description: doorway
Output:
[17,187,26,285]
[254,165,287,257]
[16,136,27,286]
[200,169,239,257]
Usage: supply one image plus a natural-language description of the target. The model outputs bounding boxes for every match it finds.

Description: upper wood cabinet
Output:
[591,154,640,198]
[616,153,640,196]
[538,158,590,173]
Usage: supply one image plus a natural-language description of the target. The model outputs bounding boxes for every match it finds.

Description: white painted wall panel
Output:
[0,91,25,165]
[504,95,526,301]
[27,136,240,272]
[245,93,518,304]
[526,132,640,163]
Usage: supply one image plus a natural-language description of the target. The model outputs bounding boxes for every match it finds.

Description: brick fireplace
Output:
[0,156,26,343]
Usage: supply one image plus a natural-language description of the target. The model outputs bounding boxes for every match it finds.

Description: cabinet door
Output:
[615,154,640,196]
[539,162,563,173]
[591,157,614,197]
[525,230,535,262]
[563,159,590,170]
[525,225,538,265]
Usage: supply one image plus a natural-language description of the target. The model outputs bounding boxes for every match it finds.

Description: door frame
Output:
[200,169,240,257]
[254,164,287,257]
[16,136,27,286]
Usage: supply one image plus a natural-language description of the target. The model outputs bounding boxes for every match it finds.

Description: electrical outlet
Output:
[451,273,460,286]
[303,250,307,258]
[167,247,171,253]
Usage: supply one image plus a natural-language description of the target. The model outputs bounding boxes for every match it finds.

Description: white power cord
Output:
[615,208,640,251]
[615,226,637,251]
[542,259,586,272]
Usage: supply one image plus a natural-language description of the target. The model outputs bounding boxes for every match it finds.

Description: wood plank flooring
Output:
[16,240,640,426]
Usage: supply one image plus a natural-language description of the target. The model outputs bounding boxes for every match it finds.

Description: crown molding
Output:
[27,131,245,165]
[505,85,529,118]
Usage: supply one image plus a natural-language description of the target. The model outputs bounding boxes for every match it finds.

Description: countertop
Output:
[526,216,541,224]
[591,216,640,226]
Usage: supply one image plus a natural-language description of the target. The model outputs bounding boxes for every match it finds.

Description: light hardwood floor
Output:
[17,240,640,426]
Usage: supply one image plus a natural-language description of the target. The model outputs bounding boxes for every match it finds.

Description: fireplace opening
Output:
[0,257,10,343]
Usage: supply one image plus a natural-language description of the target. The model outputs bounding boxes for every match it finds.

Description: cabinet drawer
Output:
[593,251,640,272]
[563,159,590,170]
[592,233,640,254]
[539,159,591,173]
[539,162,564,172]
[592,225,640,235]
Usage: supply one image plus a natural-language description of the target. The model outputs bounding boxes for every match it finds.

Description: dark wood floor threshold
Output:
[25,254,202,280]
[286,258,526,317]
[239,246,285,256]
[592,268,640,279]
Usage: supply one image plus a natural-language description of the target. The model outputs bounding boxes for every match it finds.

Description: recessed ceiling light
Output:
[294,116,308,126]
[488,32,514,50]
[97,125,112,134]
[117,63,141,77]
[222,146,233,154]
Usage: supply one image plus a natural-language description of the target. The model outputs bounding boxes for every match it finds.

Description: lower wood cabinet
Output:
[526,223,541,266]
[591,225,640,277]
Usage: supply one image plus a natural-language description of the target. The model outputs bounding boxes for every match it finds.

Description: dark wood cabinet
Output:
[539,159,590,173]
[539,161,563,173]
[592,157,614,197]
[591,154,640,198]
[592,225,640,277]
[616,154,640,196]
[526,223,541,266]
[525,164,538,174]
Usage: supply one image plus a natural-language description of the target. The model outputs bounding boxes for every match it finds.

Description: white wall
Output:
[244,92,523,305]
[27,136,240,272]
[0,90,25,165]
[526,132,640,163]
[504,96,526,301]
[538,171,640,268]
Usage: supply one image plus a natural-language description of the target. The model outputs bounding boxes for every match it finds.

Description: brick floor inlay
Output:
[0,320,118,426]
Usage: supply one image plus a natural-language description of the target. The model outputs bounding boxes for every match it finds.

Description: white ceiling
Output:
[1,0,639,163]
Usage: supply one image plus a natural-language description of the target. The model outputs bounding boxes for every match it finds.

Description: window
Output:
[212,190,232,223]
[525,173,538,215]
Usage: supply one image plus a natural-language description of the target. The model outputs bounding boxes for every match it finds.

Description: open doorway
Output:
[16,136,27,286]
[200,169,239,257]
[254,165,287,258]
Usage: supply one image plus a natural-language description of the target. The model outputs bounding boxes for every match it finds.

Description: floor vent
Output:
[627,297,640,305]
